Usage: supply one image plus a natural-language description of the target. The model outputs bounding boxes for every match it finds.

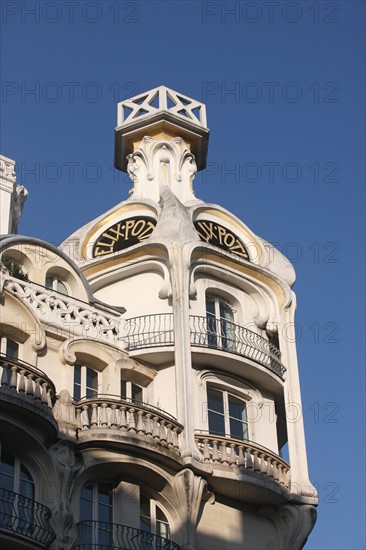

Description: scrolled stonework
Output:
[259,503,317,550]
[127,137,198,204]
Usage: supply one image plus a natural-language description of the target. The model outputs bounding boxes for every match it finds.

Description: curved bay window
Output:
[207,386,248,441]
[140,494,170,540]
[206,294,235,351]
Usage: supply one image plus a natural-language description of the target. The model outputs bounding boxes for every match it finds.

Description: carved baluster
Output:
[278,464,285,486]
[273,461,280,482]
[26,374,34,397]
[212,439,219,463]
[221,440,228,464]
[100,403,108,426]
[253,450,260,472]
[75,407,82,430]
[136,410,144,434]
[200,438,209,462]
[81,405,90,430]
[128,408,136,432]
[172,427,179,449]
[18,370,26,393]
[34,378,42,400]
[1,362,10,386]
[245,447,253,470]
[47,389,53,409]
[160,420,167,444]
[90,403,98,428]
[152,416,160,440]
[229,443,237,466]
[284,467,290,489]
[260,452,266,475]
[10,366,18,390]
[41,382,48,405]
[110,404,118,428]
[267,456,274,478]
[166,423,173,446]
[238,445,245,467]
[119,406,127,430]
[145,413,153,436]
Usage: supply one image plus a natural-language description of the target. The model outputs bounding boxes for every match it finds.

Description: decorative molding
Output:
[259,504,317,550]
[127,137,198,204]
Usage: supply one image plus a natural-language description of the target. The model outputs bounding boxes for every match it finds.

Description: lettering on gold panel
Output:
[194,220,249,260]
[93,217,157,257]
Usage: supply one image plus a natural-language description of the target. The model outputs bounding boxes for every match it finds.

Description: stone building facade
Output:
[0,86,317,550]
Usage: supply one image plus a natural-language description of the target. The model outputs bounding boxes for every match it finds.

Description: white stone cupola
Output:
[114,85,209,204]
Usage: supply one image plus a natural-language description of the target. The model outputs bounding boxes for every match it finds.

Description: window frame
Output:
[0,336,19,359]
[45,275,68,296]
[205,293,236,351]
[73,363,99,400]
[206,384,249,441]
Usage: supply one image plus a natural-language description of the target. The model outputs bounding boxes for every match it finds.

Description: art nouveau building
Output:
[0,86,317,550]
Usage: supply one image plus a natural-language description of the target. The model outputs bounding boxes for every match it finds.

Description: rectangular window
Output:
[74,364,98,400]
[207,386,248,441]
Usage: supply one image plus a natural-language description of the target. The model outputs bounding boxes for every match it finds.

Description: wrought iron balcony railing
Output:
[0,487,55,547]
[0,355,55,408]
[75,395,183,451]
[124,314,286,379]
[73,520,181,550]
[195,432,290,489]
[190,315,286,379]
[125,313,174,350]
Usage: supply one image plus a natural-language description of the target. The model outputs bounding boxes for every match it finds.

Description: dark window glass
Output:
[74,364,81,400]
[86,368,98,398]
[6,339,18,359]
[132,383,143,403]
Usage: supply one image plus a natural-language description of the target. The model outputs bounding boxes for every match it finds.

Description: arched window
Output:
[206,294,235,350]
[207,385,248,440]
[78,482,173,547]
[45,275,68,296]
[0,446,35,534]
[140,494,170,539]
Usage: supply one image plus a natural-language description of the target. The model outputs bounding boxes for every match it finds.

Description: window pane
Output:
[80,485,93,522]
[207,388,224,413]
[132,383,143,402]
[120,379,127,398]
[140,494,151,532]
[208,411,226,436]
[230,418,248,440]
[57,280,68,296]
[220,303,233,322]
[6,339,18,359]
[45,276,53,289]
[86,368,98,397]
[205,297,216,315]
[228,395,247,422]
[0,450,15,490]
[74,364,81,400]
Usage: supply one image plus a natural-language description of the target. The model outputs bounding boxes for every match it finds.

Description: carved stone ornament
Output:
[259,503,317,550]
[127,137,198,204]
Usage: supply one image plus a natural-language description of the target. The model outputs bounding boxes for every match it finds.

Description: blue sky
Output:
[1,1,365,548]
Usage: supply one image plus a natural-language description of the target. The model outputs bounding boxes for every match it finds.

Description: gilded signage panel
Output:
[194,220,249,260]
[93,216,156,257]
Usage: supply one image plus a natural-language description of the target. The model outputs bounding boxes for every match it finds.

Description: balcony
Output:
[124,314,286,380]
[0,487,55,547]
[0,355,55,408]
[195,432,290,490]
[75,395,183,457]
[73,520,181,550]
[4,276,121,343]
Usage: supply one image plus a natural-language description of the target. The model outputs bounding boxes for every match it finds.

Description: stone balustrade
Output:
[4,276,121,342]
[0,355,55,408]
[195,432,290,489]
[75,396,183,452]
